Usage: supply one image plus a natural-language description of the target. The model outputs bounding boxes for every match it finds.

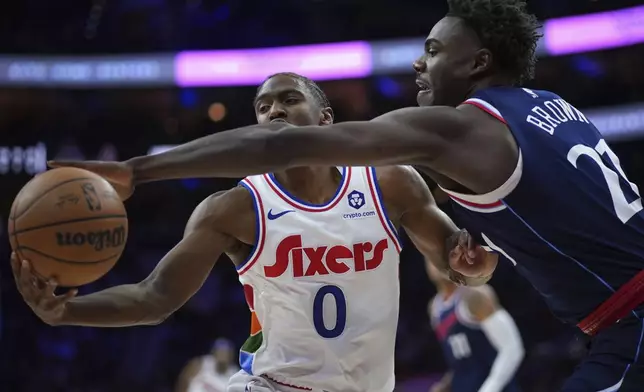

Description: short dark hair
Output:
[255,72,331,108]
[447,0,542,84]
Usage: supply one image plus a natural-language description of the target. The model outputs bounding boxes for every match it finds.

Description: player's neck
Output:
[467,74,515,98]
[274,167,342,205]
[438,282,458,299]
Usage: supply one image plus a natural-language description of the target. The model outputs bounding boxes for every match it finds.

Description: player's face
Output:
[413,16,487,107]
[254,75,332,127]
[213,347,233,365]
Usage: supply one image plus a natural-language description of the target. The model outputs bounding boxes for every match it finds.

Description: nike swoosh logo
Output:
[267,209,295,220]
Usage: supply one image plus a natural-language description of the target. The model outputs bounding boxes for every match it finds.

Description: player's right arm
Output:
[48,105,516,199]
[11,190,241,327]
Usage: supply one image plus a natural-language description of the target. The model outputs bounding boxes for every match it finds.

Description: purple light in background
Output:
[175,42,372,86]
[544,6,644,56]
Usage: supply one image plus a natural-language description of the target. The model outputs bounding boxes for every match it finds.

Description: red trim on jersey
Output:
[366,168,402,253]
[238,178,267,276]
[462,100,508,124]
[577,270,644,336]
[448,194,503,209]
[262,168,352,212]
[435,311,458,341]
[265,375,313,391]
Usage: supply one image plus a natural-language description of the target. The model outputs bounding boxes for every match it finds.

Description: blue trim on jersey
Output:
[268,167,347,207]
[500,200,617,293]
[237,181,261,272]
[369,167,401,243]
[239,350,254,375]
[502,199,640,319]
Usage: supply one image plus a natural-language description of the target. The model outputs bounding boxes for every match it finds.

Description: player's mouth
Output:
[416,79,431,93]
[270,118,289,124]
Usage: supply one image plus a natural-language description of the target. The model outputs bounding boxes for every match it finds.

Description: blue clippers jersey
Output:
[431,291,520,392]
[441,87,644,324]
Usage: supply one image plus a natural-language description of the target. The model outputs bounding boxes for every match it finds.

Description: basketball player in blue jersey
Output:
[48,0,644,389]
[13,73,493,392]
[426,262,523,392]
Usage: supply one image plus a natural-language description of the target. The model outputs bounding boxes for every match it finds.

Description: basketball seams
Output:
[17,246,120,265]
[11,214,128,236]
[10,169,128,286]
[11,177,95,220]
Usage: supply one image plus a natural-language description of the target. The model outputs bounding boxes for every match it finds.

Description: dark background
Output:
[0,1,643,391]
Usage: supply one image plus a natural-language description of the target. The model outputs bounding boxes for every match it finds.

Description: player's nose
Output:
[268,105,287,121]
[412,58,426,73]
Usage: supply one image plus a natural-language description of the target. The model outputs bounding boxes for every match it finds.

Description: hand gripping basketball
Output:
[48,160,135,201]
[10,253,77,326]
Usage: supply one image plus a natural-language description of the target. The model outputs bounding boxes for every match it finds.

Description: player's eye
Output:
[258,105,270,113]
[427,49,438,57]
[284,98,298,105]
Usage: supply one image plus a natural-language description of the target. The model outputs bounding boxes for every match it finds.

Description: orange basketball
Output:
[8,167,128,287]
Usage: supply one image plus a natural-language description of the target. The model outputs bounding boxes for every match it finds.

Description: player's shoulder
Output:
[460,285,499,317]
[187,186,255,228]
[373,165,435,221]
[374,165,431,195]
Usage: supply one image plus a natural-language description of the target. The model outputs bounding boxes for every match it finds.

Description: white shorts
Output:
[227,370,324,392]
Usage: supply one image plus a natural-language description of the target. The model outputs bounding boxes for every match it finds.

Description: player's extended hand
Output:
[447,229,494,279]
[47,160,134,201]
[10,252,77,326]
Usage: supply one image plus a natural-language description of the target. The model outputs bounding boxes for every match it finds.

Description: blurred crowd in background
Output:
[0,0,643,391]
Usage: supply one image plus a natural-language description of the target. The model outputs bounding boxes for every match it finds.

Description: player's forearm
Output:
[478,310,524,392]
[61,283,170,327]
[127,123,294,183]
[126,116,429,183]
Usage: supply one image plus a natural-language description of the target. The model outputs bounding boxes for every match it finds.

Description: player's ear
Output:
[471,48,493,78]
[320,107,334,125]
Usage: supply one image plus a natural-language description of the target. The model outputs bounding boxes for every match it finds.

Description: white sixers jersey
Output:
[237,167,402,392]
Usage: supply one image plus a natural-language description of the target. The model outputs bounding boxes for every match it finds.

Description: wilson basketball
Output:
[8,167,128,287]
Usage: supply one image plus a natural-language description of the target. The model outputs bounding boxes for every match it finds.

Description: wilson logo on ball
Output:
[55,225,126,251]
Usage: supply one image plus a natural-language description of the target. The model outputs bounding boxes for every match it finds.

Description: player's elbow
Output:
[512,338,525,362]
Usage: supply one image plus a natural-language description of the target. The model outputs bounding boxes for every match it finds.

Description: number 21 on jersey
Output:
[567,139,643,224]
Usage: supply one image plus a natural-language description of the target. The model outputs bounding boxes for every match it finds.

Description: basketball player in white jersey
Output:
[426,262,523,392]
[12,73,497,392]
[177,338,240,392]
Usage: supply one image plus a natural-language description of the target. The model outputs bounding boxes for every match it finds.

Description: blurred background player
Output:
[11,73,490,392]
[176,338,239,392]
[426,262,523,392]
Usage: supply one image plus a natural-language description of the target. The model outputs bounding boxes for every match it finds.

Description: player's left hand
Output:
[447,229,493,279]
[48,160,135,201]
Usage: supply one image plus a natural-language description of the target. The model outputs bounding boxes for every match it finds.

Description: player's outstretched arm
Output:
[377,165,497,285]
[464,287,524,392]
[50,105,514,198]
[11,191,239,327]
